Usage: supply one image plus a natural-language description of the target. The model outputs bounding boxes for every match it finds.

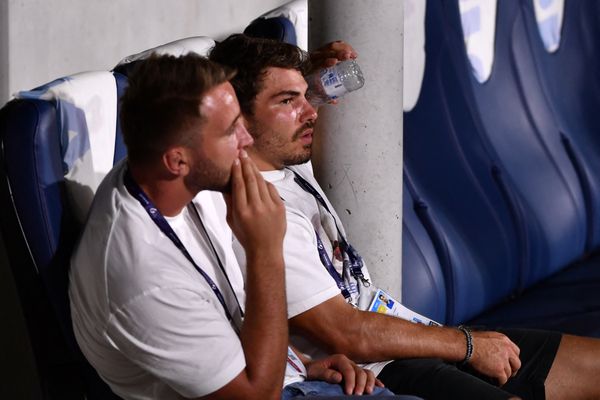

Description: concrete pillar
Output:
[308,0,404,298]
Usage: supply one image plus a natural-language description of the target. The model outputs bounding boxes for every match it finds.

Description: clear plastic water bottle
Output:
[305,59,365,106]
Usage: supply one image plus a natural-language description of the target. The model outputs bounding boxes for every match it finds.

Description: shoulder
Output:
[284,207,318,244]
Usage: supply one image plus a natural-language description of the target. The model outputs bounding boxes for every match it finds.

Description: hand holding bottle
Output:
[305,41,365,106]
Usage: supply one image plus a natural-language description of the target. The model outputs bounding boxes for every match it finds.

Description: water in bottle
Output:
[305,59,365,106]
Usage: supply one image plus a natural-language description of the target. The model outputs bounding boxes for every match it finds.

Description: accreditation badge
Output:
[367,288,441,326]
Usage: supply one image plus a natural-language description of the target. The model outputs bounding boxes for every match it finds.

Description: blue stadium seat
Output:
[244,0,308,50]
[456,0,600,334]
[0,73,124,399]
[401,0,600,336]
[244,16,298,45]
[469,255,600,336]
[519,0,600,249]
[403,0,523,324]
[442,0,587,286]
[402,177,447,324]
[420,0,600,335]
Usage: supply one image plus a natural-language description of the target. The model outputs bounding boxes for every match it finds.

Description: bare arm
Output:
[291,295,521,386]
[201,152,287,400]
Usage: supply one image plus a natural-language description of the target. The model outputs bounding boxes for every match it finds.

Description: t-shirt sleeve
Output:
[106,286,245,398]
[284,210,342,318]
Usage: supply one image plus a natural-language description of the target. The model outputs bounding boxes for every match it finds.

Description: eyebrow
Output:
[270,90,302,100]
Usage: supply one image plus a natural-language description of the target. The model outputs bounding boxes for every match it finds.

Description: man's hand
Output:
[468,331,521,386]
[224,150,286,257]
[309,40,358,71]
[305,354,385,395]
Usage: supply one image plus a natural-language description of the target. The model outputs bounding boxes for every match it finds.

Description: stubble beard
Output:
[249,121,315,168]
[184,154,232,194]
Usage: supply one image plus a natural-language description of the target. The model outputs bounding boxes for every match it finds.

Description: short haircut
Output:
[209,34,310,115]
[120,53,235,165]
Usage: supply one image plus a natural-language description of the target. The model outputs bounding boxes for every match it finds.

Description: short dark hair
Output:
[209,34,310,115]
[120,53,235,165]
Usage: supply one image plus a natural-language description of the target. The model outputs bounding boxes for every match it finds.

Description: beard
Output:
[184,153,232,194]
[248,120,315,168]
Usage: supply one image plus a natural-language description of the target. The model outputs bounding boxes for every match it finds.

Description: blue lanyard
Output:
[288,169,369,285]
[123,167,243,328]
[315,232,351,300]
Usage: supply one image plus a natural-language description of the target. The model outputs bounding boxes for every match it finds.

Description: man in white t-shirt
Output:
[210,34,600,400]
[69,54,394,400]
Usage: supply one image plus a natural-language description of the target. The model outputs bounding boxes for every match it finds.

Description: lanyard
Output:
[288,169,369,285]
[123,167,243,329]
[316,231,351,300]
[191,205,245,320]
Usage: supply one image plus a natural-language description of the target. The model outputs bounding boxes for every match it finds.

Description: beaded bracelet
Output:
[457,325,473,365]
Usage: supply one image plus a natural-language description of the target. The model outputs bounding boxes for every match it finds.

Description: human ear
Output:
[163,147,190,176]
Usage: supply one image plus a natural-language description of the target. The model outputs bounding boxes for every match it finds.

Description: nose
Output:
[237,124,254,148]
[299,98,318,123]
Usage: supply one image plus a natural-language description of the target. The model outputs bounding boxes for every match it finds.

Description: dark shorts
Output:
[378,328,562,400]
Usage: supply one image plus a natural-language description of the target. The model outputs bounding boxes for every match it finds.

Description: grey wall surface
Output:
[1,0,289,102]
[309,0,404,299]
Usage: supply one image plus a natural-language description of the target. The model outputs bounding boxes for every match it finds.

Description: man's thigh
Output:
[377,328,561,400]
[497,328,562,400]
[378,358,514,400]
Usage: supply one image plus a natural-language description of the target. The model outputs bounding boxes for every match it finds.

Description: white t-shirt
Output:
[70,160,249,400]
[233,162,389,375]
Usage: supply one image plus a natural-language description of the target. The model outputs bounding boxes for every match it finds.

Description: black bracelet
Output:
[457,325,473,365]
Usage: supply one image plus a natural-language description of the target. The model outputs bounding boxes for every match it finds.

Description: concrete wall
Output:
[309,0,404,298]
[1,0,289,102]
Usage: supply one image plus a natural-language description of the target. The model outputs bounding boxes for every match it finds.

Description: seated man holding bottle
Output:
[210,33,600,400]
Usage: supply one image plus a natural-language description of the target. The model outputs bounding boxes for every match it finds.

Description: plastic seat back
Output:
[404,1,524,323]
[402,178,447,323]
[0,72,125,399]
[442,0,586,285]
[519,0,600,250]
[244,0,307,49]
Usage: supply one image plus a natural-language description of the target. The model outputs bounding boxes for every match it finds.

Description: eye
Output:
[281,97,294,105]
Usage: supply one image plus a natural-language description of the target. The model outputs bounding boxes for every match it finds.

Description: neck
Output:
[128,163,194,217]
[247,147,282,171]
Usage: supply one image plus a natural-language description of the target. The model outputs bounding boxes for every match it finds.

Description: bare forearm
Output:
[240,250,288,397]
[291,296,466,363]
[347,312,466,362]
[316,307,521,385]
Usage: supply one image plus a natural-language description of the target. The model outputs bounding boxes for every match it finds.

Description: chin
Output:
[284,153,312,167]
[188,176,231,195]
[206,180,231,194]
